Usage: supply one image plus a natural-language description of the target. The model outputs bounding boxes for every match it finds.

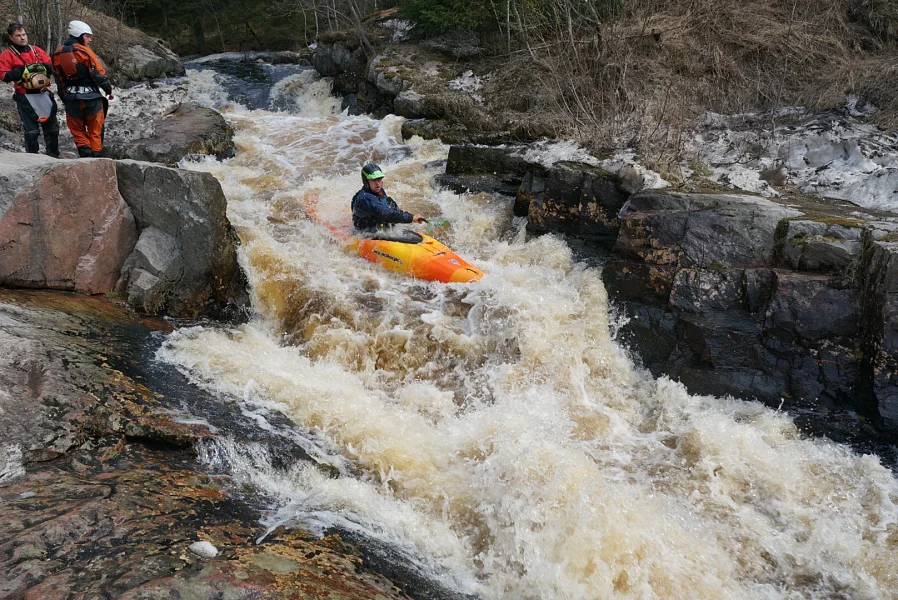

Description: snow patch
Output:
[598,150,671,193]
[685,103,898,210]
[383,19,414,43]
[515,142,669,192]
[104,77,188,145]
[0,443,25,485]
[448,70,490,102]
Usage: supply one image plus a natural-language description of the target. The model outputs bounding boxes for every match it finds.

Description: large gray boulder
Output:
[603,189,898,434]
[115,160,242,316]
[0,151,244,318]
[113,41,185,83]
[615,191,803,267]
[393,90,428,119]
[105,103,235,166]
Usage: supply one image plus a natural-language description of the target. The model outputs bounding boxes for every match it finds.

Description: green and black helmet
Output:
[361,163,385,186]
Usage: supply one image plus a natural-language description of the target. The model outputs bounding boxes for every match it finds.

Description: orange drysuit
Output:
[51,36,111,157]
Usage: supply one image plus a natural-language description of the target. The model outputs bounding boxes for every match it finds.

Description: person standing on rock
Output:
[51,20,113,158]
[0,23,60,157]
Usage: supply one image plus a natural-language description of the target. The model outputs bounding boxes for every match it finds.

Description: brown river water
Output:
[156,65,898,599]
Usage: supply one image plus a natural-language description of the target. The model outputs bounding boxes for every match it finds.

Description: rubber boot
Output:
[24,132,39,153]
[77,146,94,158]
[46,135,59,158]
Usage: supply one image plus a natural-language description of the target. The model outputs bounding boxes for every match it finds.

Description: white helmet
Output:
[68,20,93,38]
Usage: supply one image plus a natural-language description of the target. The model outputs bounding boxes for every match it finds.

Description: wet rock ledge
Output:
[0,289,447,599]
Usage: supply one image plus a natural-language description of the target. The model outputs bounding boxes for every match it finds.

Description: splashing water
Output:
[159,66,898,599]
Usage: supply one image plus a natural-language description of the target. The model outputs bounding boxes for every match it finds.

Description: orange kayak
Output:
[304,190,484,283]
[350,231,483,283]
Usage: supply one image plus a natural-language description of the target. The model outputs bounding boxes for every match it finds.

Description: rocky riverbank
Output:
[0,289,475,599]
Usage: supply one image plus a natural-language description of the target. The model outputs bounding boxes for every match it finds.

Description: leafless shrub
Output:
[272,0,387,52]
[479,0,896,164]
[3,0,78,51]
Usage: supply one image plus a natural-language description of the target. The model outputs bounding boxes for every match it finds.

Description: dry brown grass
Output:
[477,0,898,161]
[848,0,898,42]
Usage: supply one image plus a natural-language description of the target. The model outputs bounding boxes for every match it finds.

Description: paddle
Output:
[423,217,451,236]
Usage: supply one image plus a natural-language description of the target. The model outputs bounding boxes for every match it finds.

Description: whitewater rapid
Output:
[157,65,898,599]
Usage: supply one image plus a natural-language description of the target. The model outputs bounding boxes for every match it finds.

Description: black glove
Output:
[101,82,112,95]
[3,67,23,82]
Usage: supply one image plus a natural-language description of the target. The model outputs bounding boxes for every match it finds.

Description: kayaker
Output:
[0,23,59,157]
[351,163,425,232]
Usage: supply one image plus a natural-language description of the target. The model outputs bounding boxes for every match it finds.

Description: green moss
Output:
[688,157,713,177]
[788,231,809,245]
[676,177,742,194]
[877,231,898,242]
[813,216,863,228]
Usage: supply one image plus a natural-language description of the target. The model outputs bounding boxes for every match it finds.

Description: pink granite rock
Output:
[0,154,137,293]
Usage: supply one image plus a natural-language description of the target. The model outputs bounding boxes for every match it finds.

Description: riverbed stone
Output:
[0,153,137,294]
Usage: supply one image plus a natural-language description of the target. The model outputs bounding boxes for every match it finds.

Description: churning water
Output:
[158,63,898,599]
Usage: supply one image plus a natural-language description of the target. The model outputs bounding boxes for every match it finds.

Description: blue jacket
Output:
[351,187,413,230]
